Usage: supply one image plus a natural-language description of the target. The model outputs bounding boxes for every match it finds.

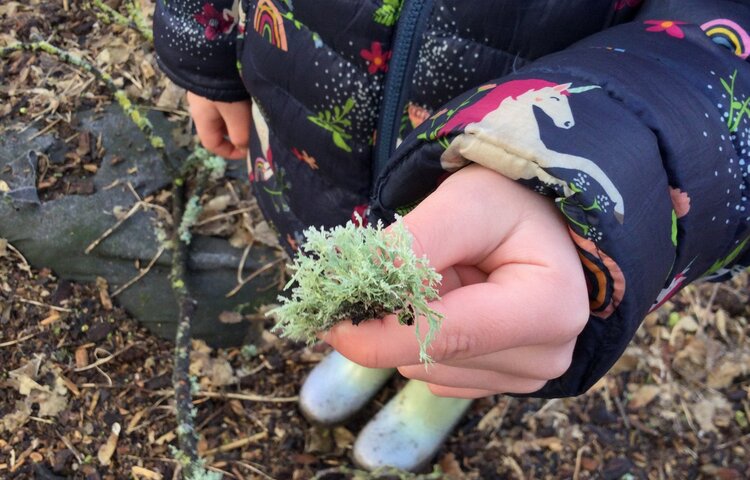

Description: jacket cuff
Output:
[153,0,249,103]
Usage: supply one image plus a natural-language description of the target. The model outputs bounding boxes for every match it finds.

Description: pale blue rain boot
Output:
[352,380,472,472]
[299,350,395,425]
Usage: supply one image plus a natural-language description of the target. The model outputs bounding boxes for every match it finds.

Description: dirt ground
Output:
[1,2,749,479]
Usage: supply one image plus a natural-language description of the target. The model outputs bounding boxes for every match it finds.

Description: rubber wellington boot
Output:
[299,351,395,425]
[352,380,472,472]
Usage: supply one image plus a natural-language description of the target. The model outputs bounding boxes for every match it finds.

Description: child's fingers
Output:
[437,339,577,381]
[322,263,588,368]
[397,363,547,394]
[399,165,524,273]
[193,112,244,159]
[425,384,496,399]
[217,100,252,151]
[437,265,487,296]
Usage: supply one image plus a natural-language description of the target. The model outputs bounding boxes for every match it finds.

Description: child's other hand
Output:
[323,164,590,398]
[186,92,252,160]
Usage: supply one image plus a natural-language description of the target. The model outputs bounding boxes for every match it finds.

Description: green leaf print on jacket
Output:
[720,69,750,133]
[307,98,356,152]
[373,0,403,27]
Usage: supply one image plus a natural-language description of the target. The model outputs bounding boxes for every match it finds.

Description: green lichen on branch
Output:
[176,148,226,244]
[87,0,154,43]
[268,217,443,364]
[0,39,169,160]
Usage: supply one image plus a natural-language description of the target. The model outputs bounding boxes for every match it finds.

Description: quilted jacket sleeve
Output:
[370,0,750,397]
[153,0,249,102]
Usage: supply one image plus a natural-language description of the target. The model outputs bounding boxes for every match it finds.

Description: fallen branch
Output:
[86,0,154,43]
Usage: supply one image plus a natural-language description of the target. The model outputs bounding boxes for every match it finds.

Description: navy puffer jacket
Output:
[155,0,750,397]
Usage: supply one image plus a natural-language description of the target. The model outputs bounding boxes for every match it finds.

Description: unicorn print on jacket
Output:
[440,80,625,223]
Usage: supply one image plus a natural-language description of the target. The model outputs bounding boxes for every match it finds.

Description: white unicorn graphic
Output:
[440,80,624,223]
[250,100,274,182]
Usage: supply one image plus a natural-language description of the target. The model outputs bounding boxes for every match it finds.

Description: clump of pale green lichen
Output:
[268,216,443,364]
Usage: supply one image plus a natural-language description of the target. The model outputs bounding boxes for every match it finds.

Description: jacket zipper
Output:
[372,0,433,180]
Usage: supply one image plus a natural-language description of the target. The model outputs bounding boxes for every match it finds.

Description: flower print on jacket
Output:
[669,187,691,218]
[644,20,687,39]
[360,42,392,74]
[291,147,319,170]
[195,3,236,40]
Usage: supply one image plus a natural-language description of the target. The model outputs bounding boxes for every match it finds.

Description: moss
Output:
[268,216,443,364]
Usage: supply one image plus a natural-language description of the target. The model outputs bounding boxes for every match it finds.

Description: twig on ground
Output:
[202,432,268,456]
[15,298,73,312]
[194,207,254,227]
[572,445,588,480]
[237,245,252,284]
[6,243,31,276]
[111,245,166,297]
[85,201,143,254]
[58,434,84,464]
[717,432,750,449]
[73,344,135,372]
[153,389,298,403]
[233,461,277,480]
[606,381,631,430]
[226,258,285,298]
[0,332,38,348]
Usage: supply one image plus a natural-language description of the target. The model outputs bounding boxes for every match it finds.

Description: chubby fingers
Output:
[425,385,496,399]
[437,339,577,379]
[216,100,251,153]
[188,92,251,160]
[398,363,547,395]
[322,263,589,369]
[396,339,576,395]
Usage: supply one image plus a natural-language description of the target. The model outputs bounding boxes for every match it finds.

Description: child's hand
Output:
[322,164,590,398]
[186,92,252,160]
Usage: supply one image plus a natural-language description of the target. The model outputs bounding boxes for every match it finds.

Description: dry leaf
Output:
[8,357,70,419]
[628,384,662,410]
[673,336,707,375]
[156,82,185,110]
[610,346,641,374]
[229,227,254,248]
[139,58,156,80]
[210,359,236,387]
[97,422,121,466]
[536,437,564,452]
[0,238,7,258]
[75,346,90,369]
[707,356,746,389]
[96,276,113,310]
[692,394,732,434]
[253,220,280,247]
[0,401,31,433]
[219,311,243,324]
[203,194,232,213]
[332,427,354,451]
[438,452,465,479]
[189,340,237,387]
[96,39,130,66]
[132,466,163,480]
[0,180,9,193]
[669,316,700,347]
[715,309,729,340]
[0,1,20,16]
